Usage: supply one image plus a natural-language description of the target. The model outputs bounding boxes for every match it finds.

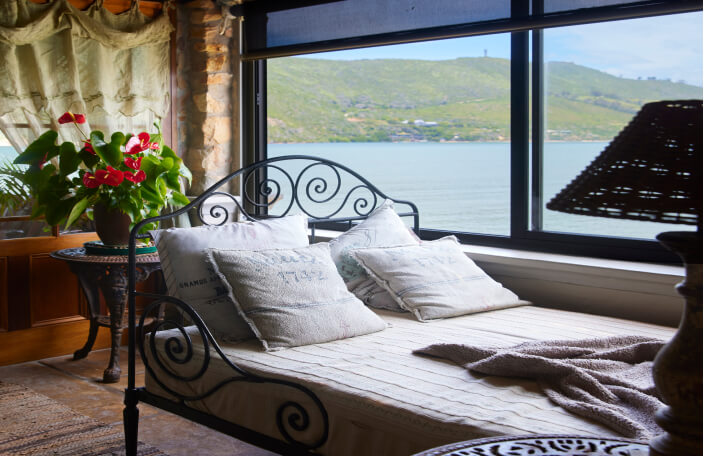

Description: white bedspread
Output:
[145,306,674,455]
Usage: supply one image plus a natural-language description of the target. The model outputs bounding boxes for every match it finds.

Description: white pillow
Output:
[151,214,309,341]
[328,200,419,311]
[350,236,529,321]
[206,243,387,351]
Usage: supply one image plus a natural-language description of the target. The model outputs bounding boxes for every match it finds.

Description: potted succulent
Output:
[13,112,191,245]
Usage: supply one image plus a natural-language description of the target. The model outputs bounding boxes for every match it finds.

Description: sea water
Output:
[268,142,680,239]
[1,143,677,239]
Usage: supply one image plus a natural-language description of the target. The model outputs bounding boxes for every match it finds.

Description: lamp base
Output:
[649,231,702,456]
[649,406,702,456]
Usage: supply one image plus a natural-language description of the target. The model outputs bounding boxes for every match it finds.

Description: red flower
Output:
[94,166,124,186]
[58,112,86,124]
[83,172,101,188]
[124,170,146,184]
[125,132,152,154]
[124,156,142,170]
[83,141,95,155]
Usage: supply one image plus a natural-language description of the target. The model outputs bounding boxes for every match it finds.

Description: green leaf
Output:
[14,131,59,165]
[164,169,181,192]
[118,199,139,220]
[22,165,56,194]
[110,132,126,148]
[59,142,81,178]
[180,162,192,185]
[161,157,174,170]
[140,155,159,181]
[157,177,167,197]
[140,185,164,205]
[160,146,191,184]
[64,196,91,229]
[170,192,190,206]
[79,148,100,169]
[160,146,178,161]
[143,161,168,191]
[45,198,74,226]
[91,131,123,167]
[31,203,45,218]
[130,191,143,208]
[139,222,158,234]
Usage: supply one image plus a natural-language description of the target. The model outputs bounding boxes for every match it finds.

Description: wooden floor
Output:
[0,347,277,456]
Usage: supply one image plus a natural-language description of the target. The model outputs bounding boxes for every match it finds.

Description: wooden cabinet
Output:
[0,232,114,366]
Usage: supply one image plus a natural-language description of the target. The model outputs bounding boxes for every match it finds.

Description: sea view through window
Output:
[266,12,702,241]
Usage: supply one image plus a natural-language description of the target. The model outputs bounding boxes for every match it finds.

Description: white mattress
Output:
[144,306,674,455]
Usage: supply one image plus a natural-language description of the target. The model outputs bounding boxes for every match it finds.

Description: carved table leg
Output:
[70,265,104,360]
[98,265,129,383]
[73,318,99,360]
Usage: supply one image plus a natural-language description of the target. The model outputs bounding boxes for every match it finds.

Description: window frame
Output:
[242,1,701,264]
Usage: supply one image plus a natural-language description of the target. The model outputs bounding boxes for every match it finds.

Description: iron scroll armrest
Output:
[134,293,329,450]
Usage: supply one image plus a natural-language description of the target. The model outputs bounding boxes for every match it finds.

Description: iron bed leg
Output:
[124,388,140,456]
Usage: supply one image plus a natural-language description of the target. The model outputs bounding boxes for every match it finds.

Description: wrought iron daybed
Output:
[123,155,675,456]
[124,155,420,455]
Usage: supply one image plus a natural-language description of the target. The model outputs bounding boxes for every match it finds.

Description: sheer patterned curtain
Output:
[0,0,173,155]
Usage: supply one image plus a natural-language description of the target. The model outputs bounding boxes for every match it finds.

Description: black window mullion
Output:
[530,0,544,232]
[242,60,269,216]
[510,0,530,238]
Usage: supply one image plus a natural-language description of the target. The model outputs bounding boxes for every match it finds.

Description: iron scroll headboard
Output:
[124,155,419,455]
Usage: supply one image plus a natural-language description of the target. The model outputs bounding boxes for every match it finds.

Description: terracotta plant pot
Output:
[93,203,132,246]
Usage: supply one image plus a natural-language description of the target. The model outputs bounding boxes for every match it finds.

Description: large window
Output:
[268,34,512,235]
[537,13,702,240]
[244,3,702,263]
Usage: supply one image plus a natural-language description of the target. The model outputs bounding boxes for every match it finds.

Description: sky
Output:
[302,12,703,87]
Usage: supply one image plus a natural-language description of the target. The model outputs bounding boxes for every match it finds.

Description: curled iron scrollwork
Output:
[242,164,296,216]
[136,294,329,450]
[294,162,379,220]
[197,192,250,225]
[139,296,214,386]
[299,162,342,205]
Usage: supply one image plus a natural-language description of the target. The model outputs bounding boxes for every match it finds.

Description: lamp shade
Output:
[547,100,702,226]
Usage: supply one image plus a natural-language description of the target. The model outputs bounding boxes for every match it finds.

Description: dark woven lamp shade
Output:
[547,100,702,227]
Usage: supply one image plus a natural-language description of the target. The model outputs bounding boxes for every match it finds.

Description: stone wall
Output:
[174,1,240,195]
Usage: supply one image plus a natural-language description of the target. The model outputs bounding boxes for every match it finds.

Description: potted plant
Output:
[13,112,191,245]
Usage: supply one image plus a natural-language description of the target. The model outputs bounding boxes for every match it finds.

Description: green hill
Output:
[267,57,701,143]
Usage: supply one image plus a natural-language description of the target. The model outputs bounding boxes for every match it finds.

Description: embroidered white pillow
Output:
[151,214,309,341]
[328,199,418,311]
[206,243,387,351]
[350,236,529,321]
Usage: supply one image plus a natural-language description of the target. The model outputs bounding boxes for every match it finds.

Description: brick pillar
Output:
[175,1,240,195]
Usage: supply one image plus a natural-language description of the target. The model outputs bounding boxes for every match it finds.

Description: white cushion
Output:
[151,215,310,341]
[328,200,419,311]
[350,236,528,321]
[206,243,387,351]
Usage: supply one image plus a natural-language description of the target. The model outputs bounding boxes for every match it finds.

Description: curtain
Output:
[0,0,173,154]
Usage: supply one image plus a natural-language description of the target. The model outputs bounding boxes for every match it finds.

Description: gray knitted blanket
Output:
[414,335,665,439]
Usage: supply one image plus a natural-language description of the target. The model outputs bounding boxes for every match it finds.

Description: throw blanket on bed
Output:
[414,335,665,439]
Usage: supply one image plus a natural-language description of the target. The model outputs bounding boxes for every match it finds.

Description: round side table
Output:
[51,247,161,383]
[413,435,648,456]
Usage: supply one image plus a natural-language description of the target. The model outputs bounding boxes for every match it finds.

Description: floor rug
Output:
[0,382,167,456]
